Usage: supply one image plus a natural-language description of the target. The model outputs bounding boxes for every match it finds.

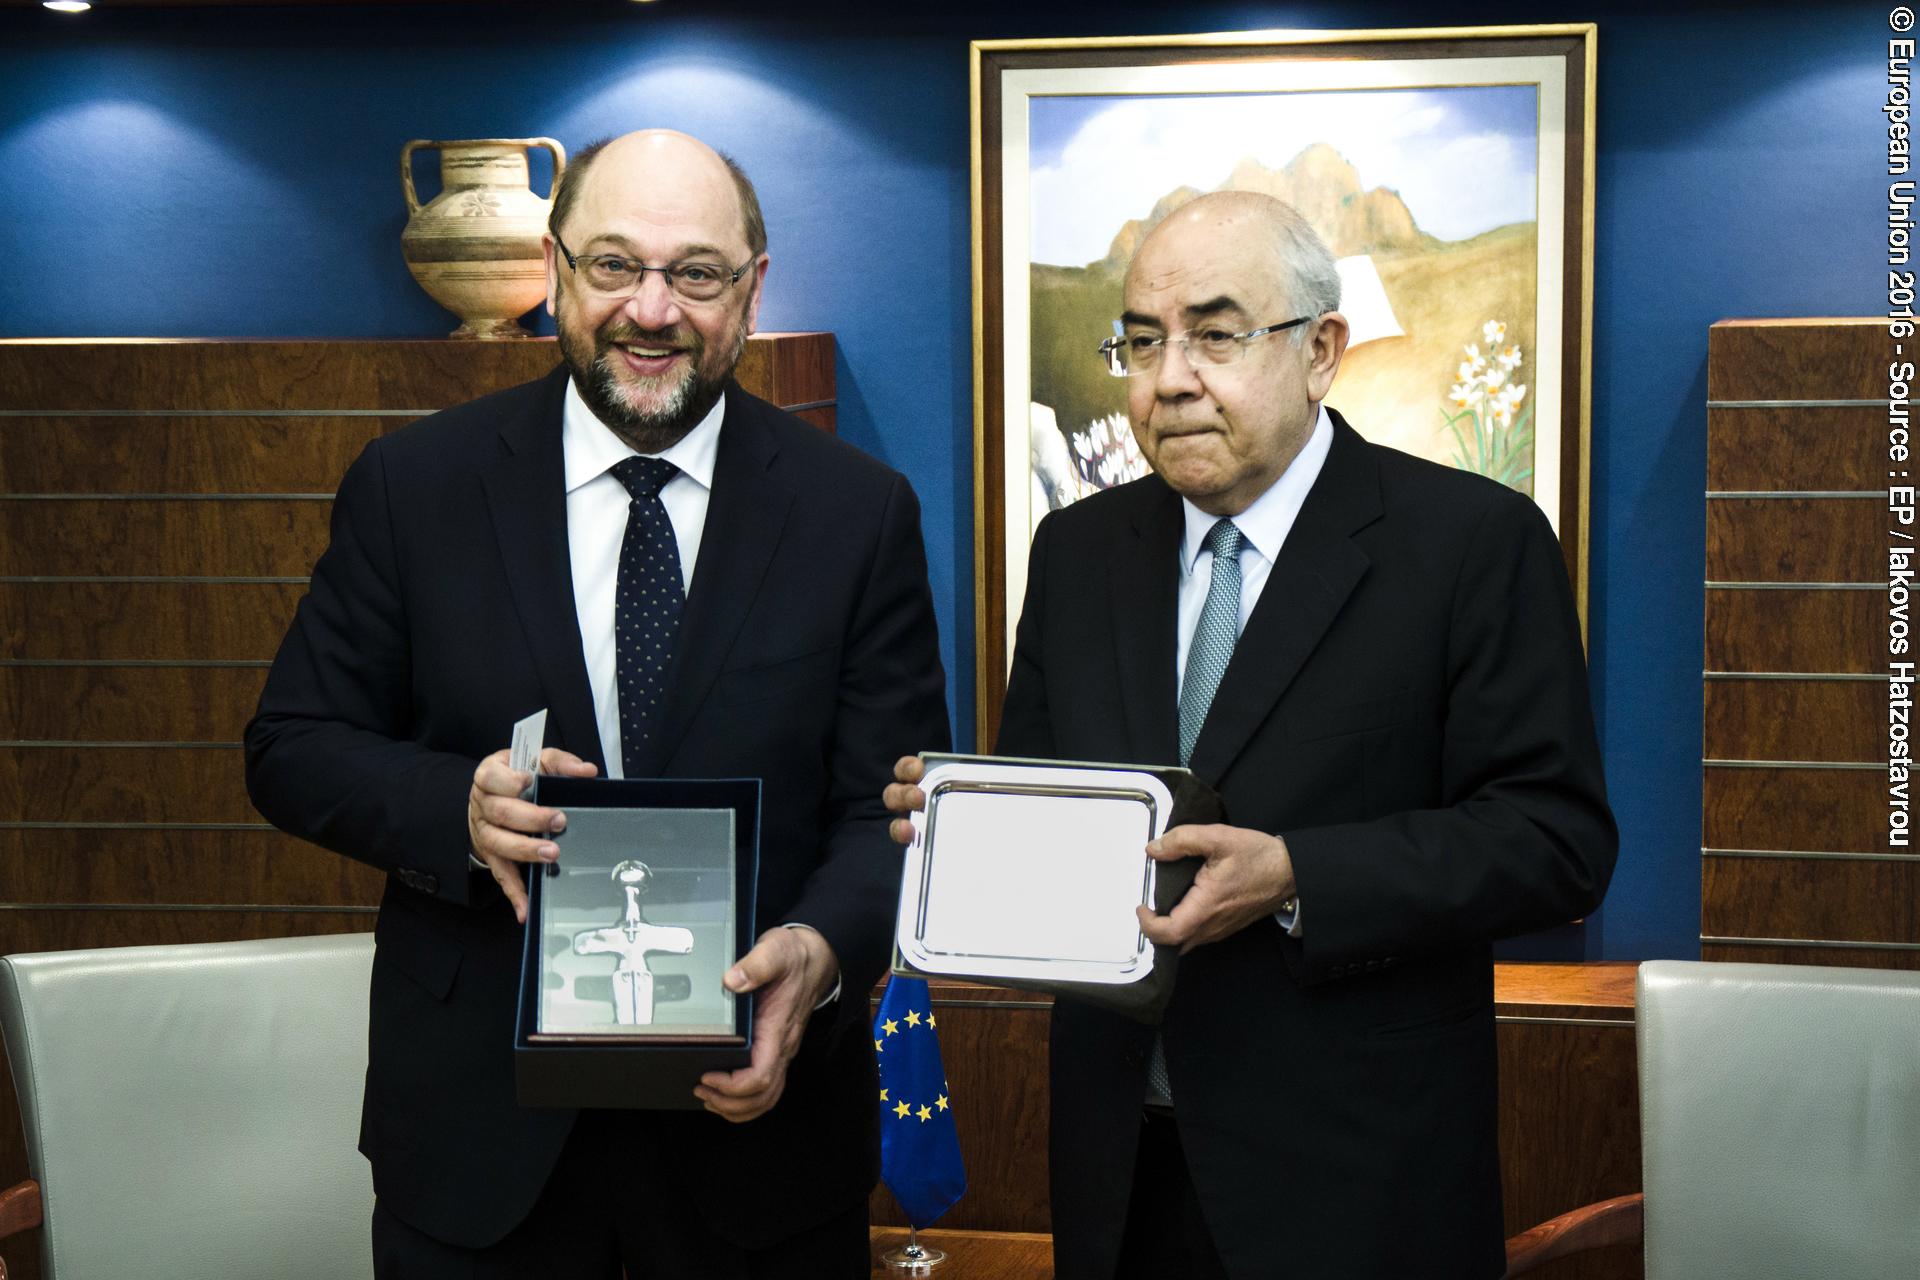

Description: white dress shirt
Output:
[562,378,721,780]
[558,382,840,1000]
[1173,404,1333,935]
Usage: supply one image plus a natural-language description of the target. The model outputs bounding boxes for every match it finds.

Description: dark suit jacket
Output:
[997,410,1616,1280]
[244,369,949,1249]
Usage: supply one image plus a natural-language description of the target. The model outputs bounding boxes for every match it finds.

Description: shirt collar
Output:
[562,375,724,496]
[1180,403,1333,574]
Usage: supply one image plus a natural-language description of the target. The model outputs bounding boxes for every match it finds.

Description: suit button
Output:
[417,873,439,894]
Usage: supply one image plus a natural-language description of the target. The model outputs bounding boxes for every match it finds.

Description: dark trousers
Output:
[372,1109,870,1279]
[1114,1109,1230,1280]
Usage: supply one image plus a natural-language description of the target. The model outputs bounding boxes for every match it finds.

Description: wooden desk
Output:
[1493,963,1640,1280]
[870,1228,1051,1279]
[869,962,1640,1280]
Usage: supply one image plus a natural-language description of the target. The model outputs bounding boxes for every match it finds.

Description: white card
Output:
[510,709,548,799]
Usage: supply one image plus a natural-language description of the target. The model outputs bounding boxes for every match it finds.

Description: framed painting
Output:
[971,26,1596,745]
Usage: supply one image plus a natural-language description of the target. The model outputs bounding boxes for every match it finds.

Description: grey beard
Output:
[576,351,728,456]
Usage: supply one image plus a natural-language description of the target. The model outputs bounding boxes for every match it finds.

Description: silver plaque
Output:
[896,761,1174,985]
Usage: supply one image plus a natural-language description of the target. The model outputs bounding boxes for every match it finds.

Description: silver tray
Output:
[896,760,1175,985]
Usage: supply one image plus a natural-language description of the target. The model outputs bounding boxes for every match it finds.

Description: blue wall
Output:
[0,1,1889,961]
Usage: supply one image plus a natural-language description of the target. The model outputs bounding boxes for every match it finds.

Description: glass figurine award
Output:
[514,776,759,1109]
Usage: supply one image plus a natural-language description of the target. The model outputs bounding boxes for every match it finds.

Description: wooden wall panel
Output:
[0,340,562,412]
[0,747,253,824]
[1702,855,1920,944]
[0,582,305,660]
[0,829,382,907]
[1706,406,1884,492]
[1706,318,1886,402]
[1701,942,1920,970]
[1703,765,1889,853]
[1702,678,1883,762]
[1703,498,1880,583]
[1702,588,1880,673]
[0,666,266,742]
[736,331,837,431]
[0,499,331,576]
[0,416,382,494]
[0,910,373,955]
[1705,320,1899,977]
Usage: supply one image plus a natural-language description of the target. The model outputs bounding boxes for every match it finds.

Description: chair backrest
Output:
[0,933,376,1280]
[1638,960,1920,1280]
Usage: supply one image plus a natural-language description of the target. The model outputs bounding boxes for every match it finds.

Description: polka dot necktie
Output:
[609,456,684,771]
[1150,518,1244,1106]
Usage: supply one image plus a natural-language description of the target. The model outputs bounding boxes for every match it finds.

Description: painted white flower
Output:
[1482,320,1507,345]
[1498,344,1523,370]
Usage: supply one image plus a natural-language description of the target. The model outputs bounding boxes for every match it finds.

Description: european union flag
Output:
[873,974,966,1227]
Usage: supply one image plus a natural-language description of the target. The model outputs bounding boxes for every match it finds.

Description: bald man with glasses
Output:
[888,191,1615,1279]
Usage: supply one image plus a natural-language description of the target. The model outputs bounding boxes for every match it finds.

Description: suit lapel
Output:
[645,385,796,774]
[1186,412,1382,783]
[1110,480,1183,765]
[478,368,605,771]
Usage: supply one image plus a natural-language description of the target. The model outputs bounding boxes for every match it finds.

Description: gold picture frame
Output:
[971,25,1597,747]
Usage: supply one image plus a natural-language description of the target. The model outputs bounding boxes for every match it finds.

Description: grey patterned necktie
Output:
[1150,518,1244,1106]
[1178,520,1245,766]
[609,456,684,774]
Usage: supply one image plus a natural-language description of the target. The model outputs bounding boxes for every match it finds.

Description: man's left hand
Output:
[1136,823,1296,953]
[694,925,839,1122]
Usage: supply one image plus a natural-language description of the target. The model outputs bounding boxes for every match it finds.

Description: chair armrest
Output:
[1504,1192,1643,1275]
[0,1180,43,1280]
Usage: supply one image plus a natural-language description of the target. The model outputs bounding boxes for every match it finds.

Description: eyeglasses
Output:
[1098,316,1313,378]
[554,234,756,303]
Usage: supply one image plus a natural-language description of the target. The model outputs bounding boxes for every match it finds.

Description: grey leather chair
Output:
[0,933,376,1280]
[1506,959,1920,1277]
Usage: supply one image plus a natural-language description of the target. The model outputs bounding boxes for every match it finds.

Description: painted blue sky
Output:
[1029,85,1539,265]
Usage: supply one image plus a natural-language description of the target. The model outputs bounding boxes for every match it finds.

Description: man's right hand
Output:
[882,754,926,846]
[467,747,598,923]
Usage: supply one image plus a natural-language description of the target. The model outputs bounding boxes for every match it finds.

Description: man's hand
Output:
[466,746,598,923]
[883,754,926,846]
[694,925,840,1123]
[1136,823,1296,953]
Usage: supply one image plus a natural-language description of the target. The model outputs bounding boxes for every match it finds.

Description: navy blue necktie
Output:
[608,457,684,772]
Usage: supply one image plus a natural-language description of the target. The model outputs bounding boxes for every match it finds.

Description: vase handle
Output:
[527,137,567,200]
[400,139,433,215]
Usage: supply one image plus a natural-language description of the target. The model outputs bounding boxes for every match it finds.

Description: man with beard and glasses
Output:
[245,130,949,1278]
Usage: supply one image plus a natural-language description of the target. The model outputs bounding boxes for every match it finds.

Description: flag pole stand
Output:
[881,1226,948,1273]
